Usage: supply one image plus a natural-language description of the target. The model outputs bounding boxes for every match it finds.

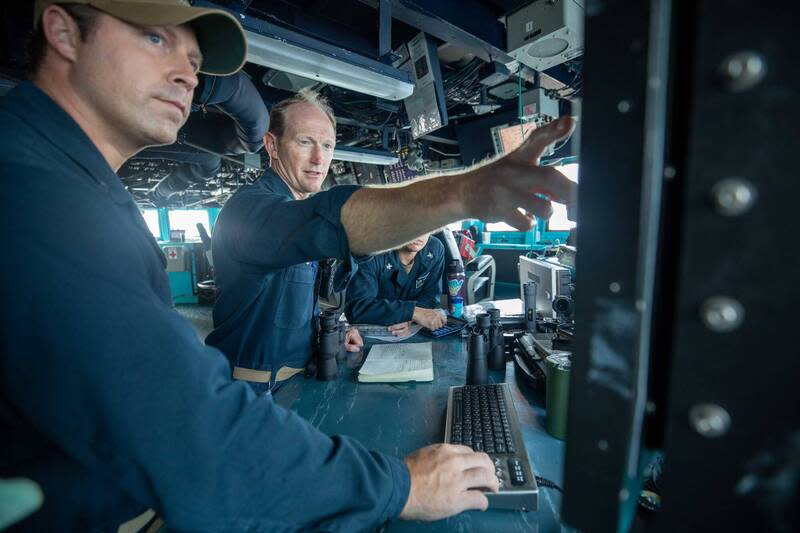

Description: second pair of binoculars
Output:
[315,310,349,381]
[466,310,506,385]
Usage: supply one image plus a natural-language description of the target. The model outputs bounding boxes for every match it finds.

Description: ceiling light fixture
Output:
[193,2,415,101]
[333,147,399,166]
[245,30,414,101]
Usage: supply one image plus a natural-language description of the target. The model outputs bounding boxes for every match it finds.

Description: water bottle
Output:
[446,259,466,318]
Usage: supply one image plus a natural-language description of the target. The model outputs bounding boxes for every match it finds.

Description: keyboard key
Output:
[508,459,527,486]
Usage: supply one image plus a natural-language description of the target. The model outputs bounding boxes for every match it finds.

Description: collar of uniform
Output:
[8,82,134,206]
[388,250,412,287]
[258,168,294,200]
[396,239,436,271]
[415,240,437,268]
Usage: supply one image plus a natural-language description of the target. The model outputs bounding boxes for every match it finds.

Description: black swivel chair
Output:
[196,223,213,268]
[195,223,217,304]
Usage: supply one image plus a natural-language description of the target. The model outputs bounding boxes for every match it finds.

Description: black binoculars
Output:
[315,311,340,381]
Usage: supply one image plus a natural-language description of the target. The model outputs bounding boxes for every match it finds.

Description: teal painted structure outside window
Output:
[160,260,197,304]
[459,218,569,253]
[146,207,220,305]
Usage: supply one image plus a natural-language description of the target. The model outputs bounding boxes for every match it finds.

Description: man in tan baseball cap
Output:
[26,0,249,170]
[34,0,247,75]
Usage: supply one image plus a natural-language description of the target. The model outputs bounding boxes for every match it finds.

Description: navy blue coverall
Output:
[345,237,445,325]
[0,82,408,532]
[206,170,355,388]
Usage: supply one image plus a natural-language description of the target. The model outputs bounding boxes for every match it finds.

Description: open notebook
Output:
[358,342,434,383]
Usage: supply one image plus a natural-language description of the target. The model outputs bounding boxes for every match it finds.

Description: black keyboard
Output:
[420,316,468,338]
[444,383,538,511]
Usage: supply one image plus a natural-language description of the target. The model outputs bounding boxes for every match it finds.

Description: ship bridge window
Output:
[547,163,579,231]
[140,209,161,240]
[167,210,210,242]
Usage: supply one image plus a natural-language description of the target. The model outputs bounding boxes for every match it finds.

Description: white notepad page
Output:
[358,342,433,382]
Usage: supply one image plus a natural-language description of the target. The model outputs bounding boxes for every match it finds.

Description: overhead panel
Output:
[506,0,585,72]
[194,1,414,101]
[393,33,449,138]
[358,0,513,63]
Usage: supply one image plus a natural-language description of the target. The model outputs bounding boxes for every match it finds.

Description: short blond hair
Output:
[268,88,337,137]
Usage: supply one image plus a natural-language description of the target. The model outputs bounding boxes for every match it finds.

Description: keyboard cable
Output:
[535,476,563,492]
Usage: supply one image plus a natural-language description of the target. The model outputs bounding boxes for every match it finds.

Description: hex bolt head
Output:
[689,403,731,437]
[700,296,745,333]
[711,178,757,216]
[719,51,767,92]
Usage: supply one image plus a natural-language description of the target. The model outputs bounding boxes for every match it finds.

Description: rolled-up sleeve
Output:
[219,184,360,269]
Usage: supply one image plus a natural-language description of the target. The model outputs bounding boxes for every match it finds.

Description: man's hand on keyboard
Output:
[344,327,363,352]
[399,443,499,521]
[412,307,447,331]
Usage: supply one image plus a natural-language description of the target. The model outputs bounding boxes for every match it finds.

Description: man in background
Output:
[346,233,447,335]
[206,90,363,393]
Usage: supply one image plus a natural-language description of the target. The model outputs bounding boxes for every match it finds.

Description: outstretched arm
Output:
[341,117,577,255]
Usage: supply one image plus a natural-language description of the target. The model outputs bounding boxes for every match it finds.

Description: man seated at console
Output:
[345,233,447,335]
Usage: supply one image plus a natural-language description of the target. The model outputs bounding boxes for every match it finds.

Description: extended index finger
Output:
[516,116,575,162]
[528,165,578,206]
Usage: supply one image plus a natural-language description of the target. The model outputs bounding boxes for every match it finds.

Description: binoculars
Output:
[314,311,340,381]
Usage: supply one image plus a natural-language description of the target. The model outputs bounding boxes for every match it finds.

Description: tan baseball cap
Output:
[34,0,247,76]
